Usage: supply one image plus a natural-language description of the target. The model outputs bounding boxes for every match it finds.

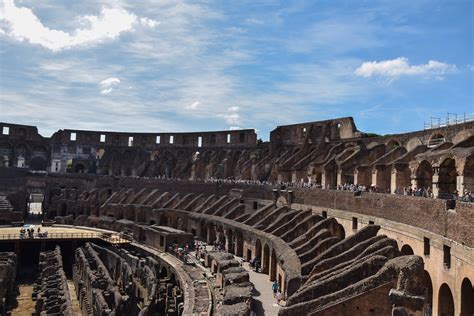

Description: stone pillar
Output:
[287,190,293,206]
[321,172,327,189]
[371,169,377,187]
[216,231,223,246]
[390,168,397,193]
[272,189,279,204]
[456,175,464,194]
[432,167,440,198]
[336,170,342,187]
[224,232,230,252]
[353,170,359,185]
[206,227,212,244]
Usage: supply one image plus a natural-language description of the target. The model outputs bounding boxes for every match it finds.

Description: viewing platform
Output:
[0,225,130,244]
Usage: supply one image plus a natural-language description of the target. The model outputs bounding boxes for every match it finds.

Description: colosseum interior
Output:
[0,117,472,315]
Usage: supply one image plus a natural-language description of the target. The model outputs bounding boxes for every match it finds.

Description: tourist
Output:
[272,280,278,297]
[276,289,282,304]
[254,257,260,272]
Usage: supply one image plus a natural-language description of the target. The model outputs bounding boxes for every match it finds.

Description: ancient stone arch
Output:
[74,163,85,173]
[255,239,262,268]
[438,157,457,195]
[421,270,433,315]
[276,196,288,207]
[438,283,455,316]
[400,244,414,255]
[262,244,270,274]
[386,138,401,150]
[452,129,474,146]
[416,160,433,189]
[406,137,423,152]
[461,277,474,316]
[270,248,277,281]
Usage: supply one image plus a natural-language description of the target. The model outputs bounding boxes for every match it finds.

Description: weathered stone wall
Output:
[0,252,16,315]
[73,242,184,315]
[33,246,74,316]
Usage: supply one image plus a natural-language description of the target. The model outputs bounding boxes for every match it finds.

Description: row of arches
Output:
[0,142,49,170]
[399,244,473,315]
[415,154,474,195]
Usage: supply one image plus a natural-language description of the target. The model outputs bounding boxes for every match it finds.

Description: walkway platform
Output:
[0,225,130,244]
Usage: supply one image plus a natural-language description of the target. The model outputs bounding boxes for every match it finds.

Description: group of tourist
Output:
[116,174,473,203]
[167,243,191,263]
[396,186,434,198]
[19,226,48,239]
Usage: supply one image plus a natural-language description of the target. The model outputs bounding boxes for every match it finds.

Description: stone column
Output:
[371,169,377,187]
[224,231,230,252]
[321,172,327,189]
[456,175,464,194]
[390,168,397,194]
[432,167,440,198]
[272,189,279,204]
[336,170,342,187]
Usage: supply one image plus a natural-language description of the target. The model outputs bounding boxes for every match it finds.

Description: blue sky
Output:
[0,0,472,140]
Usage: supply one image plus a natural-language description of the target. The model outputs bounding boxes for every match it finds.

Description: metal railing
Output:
[424,113,474,130]
[0,232,130,243]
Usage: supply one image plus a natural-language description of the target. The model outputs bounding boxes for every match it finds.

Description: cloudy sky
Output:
[0,0,472,139]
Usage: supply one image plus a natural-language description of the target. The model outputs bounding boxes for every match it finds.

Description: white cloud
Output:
[355,57,456,79]
[185,101,200,110]
[228,106,239,112]
[229,126,242,130]
[0,0,158,51]
[140,17,159,28]
[219,113,241,125]
[100,77,120,94]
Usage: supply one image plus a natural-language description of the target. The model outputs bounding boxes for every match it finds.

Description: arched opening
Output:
[226,229,234,253]
[386,139,401,150]
[262,244,270,274]
[400,244,414,255]
[170,273,177,285]
[74,163,85,173]
[438,158,457,196]
[149,220,156,226]
[428,133,446,148]
[60,203,67,217]
[270,249,277,281]
[0,143,12,167]
[122,151,134,176]
[255,239,262,270]
[207,222,216,244]
[176,217,184,231]
[30,156,47,171]
[160,267,168,279]
[416,160,433,189]
[438,283,455,316]
[235,230,243,257]
[159,215,168,226]
[216,225,225,247]
[461,278,474,316]
[463,155,474,193]
[200,220,207,241]
[420,270,433,315]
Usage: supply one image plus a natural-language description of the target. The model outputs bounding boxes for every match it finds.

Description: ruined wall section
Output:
[33,246,74,316]
[0,122,50,170]
[0,252,16,314]
[73,242,184,315]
